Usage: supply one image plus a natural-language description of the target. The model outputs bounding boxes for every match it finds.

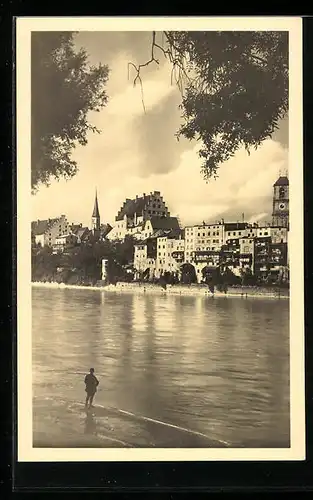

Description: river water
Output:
[32,287,290,448]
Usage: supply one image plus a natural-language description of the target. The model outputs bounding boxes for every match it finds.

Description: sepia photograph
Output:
[16,17,304,461]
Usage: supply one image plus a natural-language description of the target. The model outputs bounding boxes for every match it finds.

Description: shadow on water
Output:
[84,410,97,436]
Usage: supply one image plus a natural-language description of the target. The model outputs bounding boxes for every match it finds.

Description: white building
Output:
[155,235,184,278]
[53,233,78,254]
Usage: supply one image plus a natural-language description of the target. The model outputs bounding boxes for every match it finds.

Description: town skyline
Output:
[31,31,289,229]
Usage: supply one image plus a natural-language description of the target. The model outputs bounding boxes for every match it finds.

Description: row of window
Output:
[186,225,220,233]
[198,231,220,237]
[147,210,165,216]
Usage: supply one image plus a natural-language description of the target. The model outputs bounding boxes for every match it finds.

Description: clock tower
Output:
[272,175,289,228]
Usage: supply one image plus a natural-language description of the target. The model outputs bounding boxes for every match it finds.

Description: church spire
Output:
[92,189,100,218]
[91,189,100,231]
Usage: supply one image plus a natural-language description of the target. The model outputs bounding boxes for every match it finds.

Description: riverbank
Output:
[31,281,289,299]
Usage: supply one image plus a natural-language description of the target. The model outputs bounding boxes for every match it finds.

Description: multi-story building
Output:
[108,191,171,241]
[224,222,248,244]
[141,215,181,241]
[134,223,184,280]
[254,236,288,283]
[53,233,78,254]
[70,224,91,244]
[31,214,69,247]
[256,225,288,244]
[155,234,185,278]
[193,250,221,283]
[184,221,225,263]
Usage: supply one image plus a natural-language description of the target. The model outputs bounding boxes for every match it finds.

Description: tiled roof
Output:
[76,227,90,239]
[224,222,248,231]
[116,196,148,221]
[150,216,180,231]
[274,176,289,186]
[31,218,60,235]
[100,223,113,237]
[70,223,83,233]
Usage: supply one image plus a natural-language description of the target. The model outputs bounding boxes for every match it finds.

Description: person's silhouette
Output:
[84,368,99,408]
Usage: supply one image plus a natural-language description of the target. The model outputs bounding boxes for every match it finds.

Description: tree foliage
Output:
[32,30,288,189]
[31,32,109,190]
[130,31,288,180]
[180,262,197,284]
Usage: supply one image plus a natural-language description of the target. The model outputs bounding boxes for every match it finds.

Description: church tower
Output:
[91,189,101,232]
[272,174,289,228]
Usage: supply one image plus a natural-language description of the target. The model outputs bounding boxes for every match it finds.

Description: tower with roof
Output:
[272,173,289,228]
[91,189,101,233]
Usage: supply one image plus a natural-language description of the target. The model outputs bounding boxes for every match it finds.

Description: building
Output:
[53,233,78,254]
[134,221,184,280]
[108,191,171,241]
[224,222,248,244]
[134,238,157,280]
[155,233,184,278]
[70,224,91,244]
[272,175,289,228]
[193,250,221,282]
[256,225,288,244]
[142,215,181,240]
[184,221,225,263]
[31,215,69,247]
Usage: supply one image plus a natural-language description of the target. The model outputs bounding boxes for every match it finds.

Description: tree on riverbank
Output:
[180,263,197,284]
[31,32,109,191]
[31,237,136,285]
[129,31,288,180]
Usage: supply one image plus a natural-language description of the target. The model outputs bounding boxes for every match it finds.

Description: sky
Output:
[31,31,289,228]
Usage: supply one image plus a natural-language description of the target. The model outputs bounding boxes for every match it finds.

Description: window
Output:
[198,233,200,236]
[233,232,236,236]
[213,232,215,236]
[239,232,241,236]
[279,187,285,199]
[208,232,210,236]
[203,233,205,237]
[228,232,231,236]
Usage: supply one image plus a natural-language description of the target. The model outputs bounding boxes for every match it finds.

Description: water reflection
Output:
[32,288,290,448]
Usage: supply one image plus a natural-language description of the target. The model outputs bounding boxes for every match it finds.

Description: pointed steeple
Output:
[91,188,100,232]
[92,189,100,218]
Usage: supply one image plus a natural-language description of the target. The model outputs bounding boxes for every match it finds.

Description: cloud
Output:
[32,32,289,229]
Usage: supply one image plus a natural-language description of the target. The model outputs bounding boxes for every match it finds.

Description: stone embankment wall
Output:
[32,281,289,299]
[112,282,289,298]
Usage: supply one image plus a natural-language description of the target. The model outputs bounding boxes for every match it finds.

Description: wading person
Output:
[84,368,99,409]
